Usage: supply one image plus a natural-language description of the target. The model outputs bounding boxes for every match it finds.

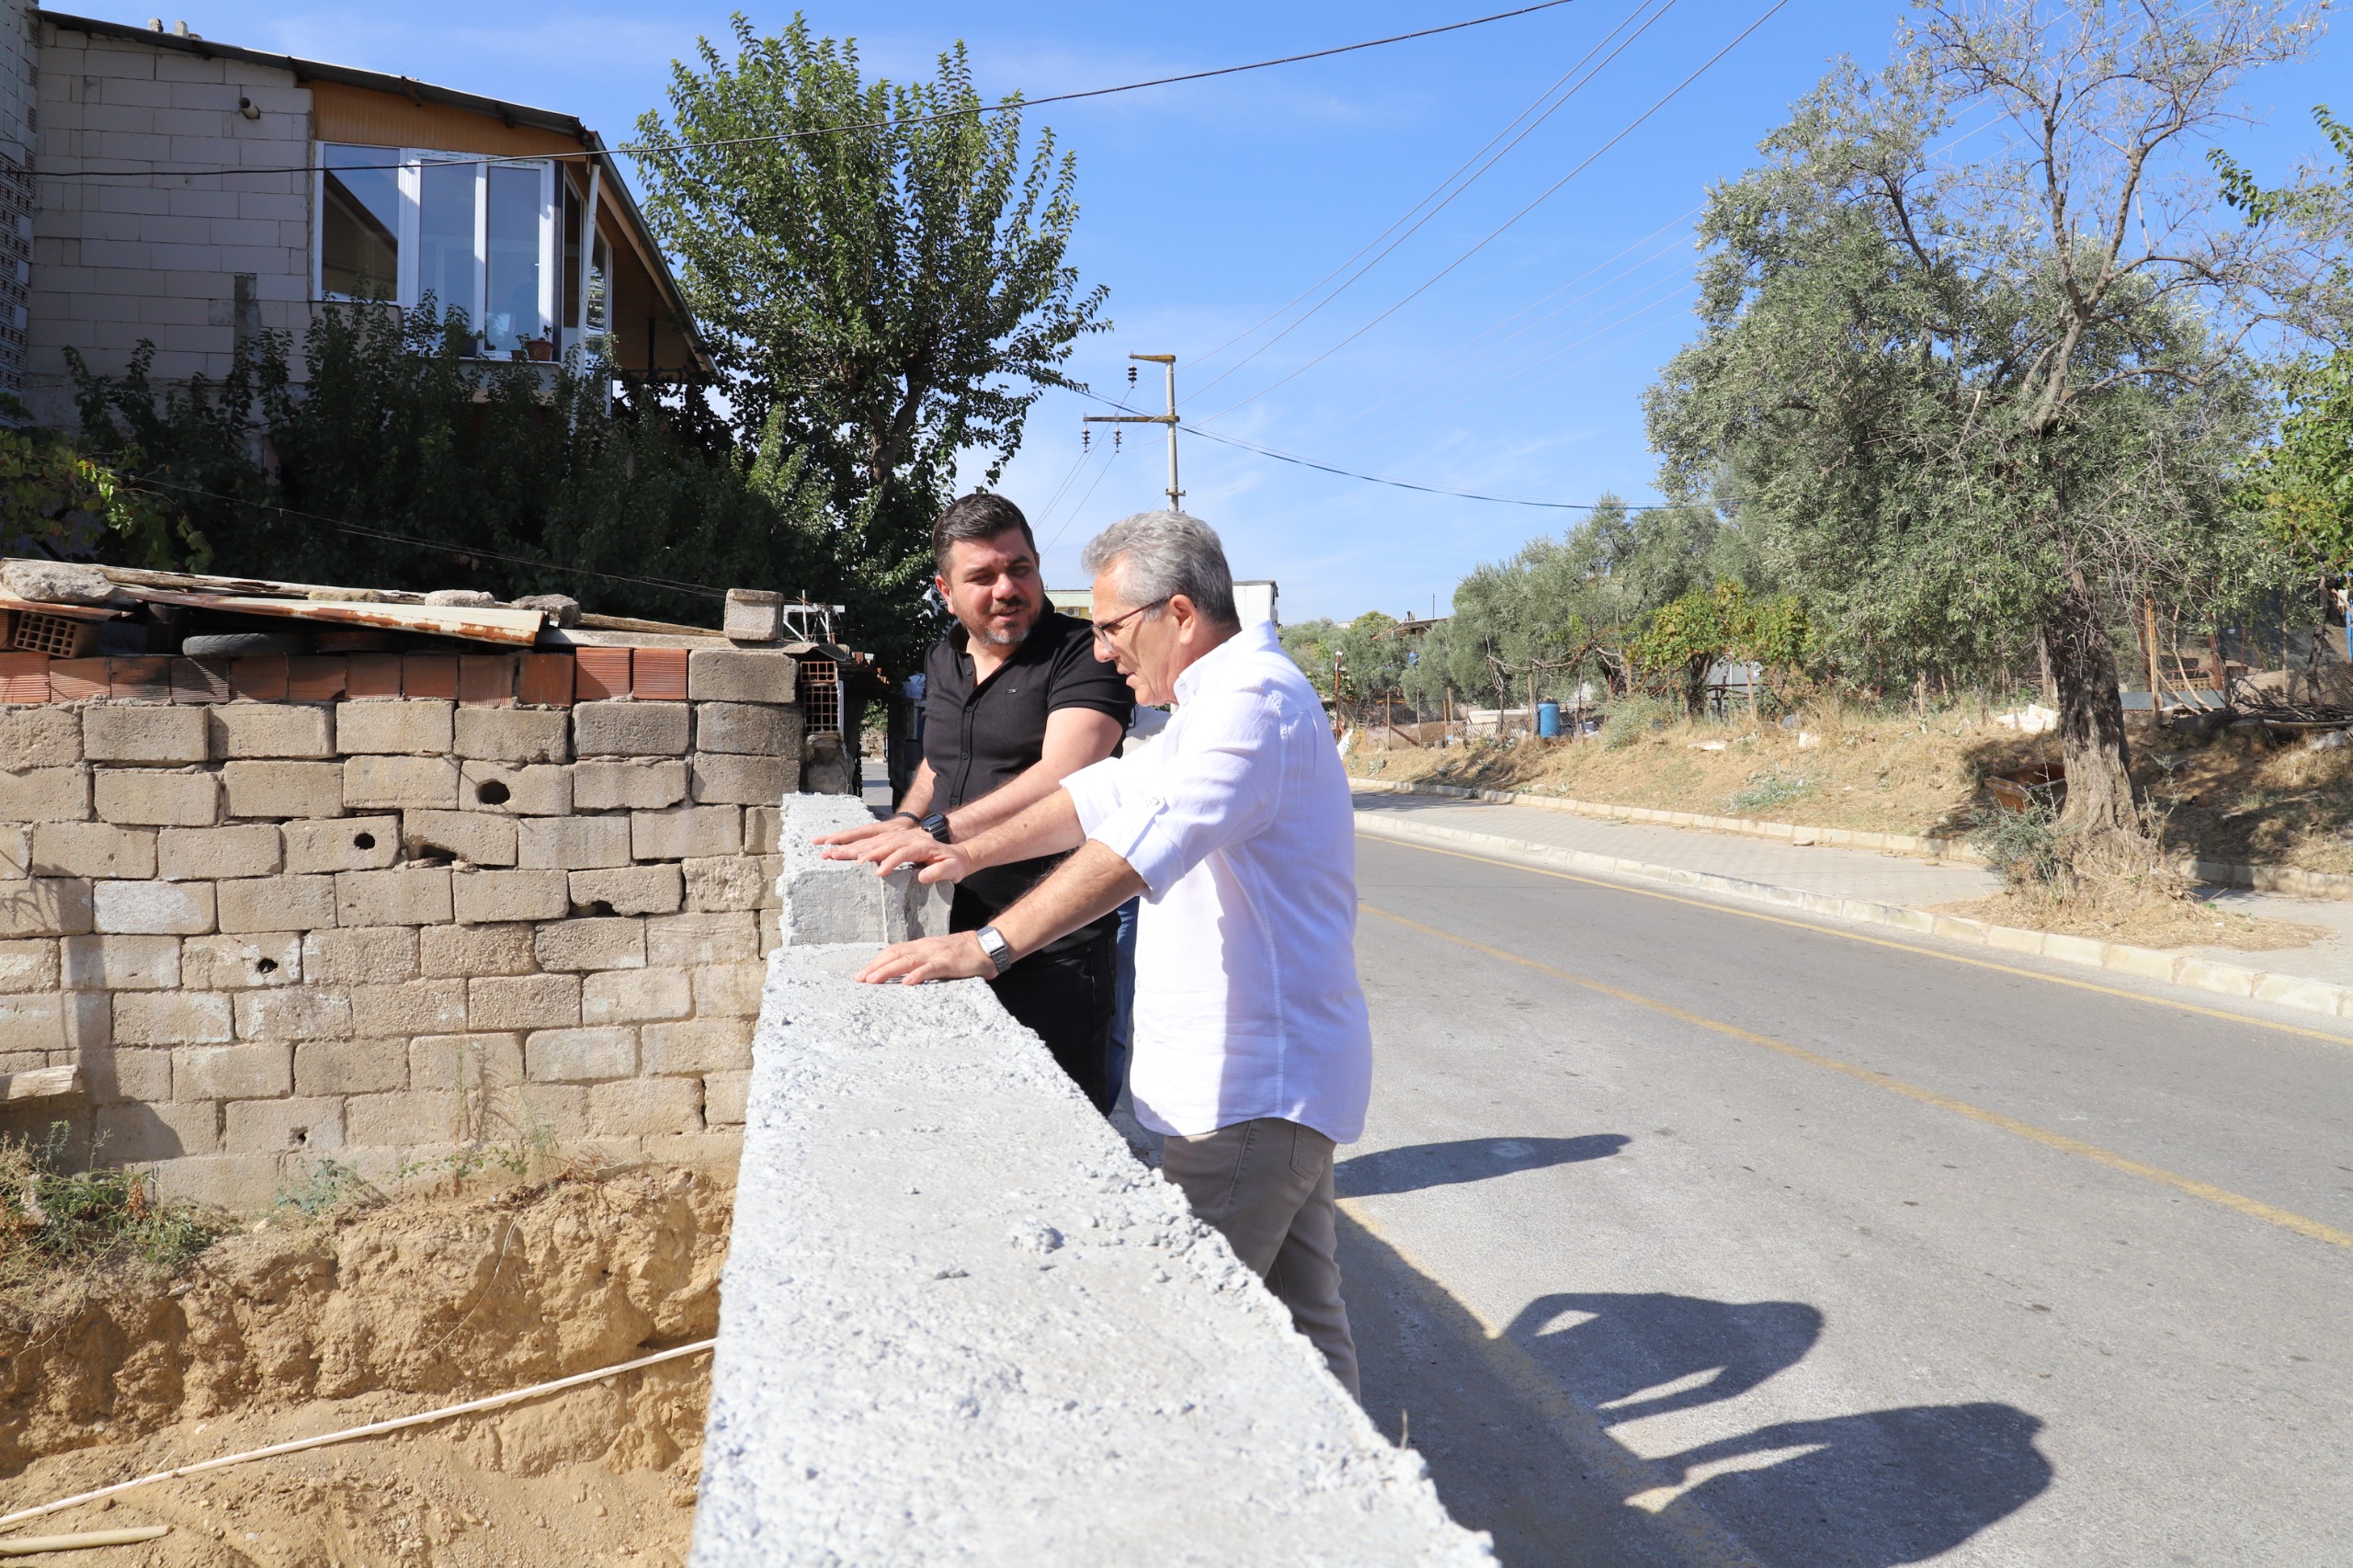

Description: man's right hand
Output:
[812,814,908,848]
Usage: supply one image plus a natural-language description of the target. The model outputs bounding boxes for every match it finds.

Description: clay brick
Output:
[683,854,778,913]
[108,656,173,703]
[82,1045,173,1106]
[531,916,644,972]
[344,755,460,810]
[346,1091,459,1148]
[0,708,81,767]
[642,1018,755,1075]
[454,707,568,763]
[573,647,631,700]
[401,810,517,867]
[589,1076,701,1137]
[94,767,220,827]
[83,704,208,765]
[334,866,452,926]
[345,653,402,699]
[0,939,61,994]
[234,985,352,1042]
[181,932,301,990]
[0,880,93,937]
[689,753,799,806]
[301,926,419,986]
[458,654,517,707]
[418,922,537,978]
[692,960,768,1018]
[402,654,457,699]
[702,1071,750,1126]
[645,911,757,967]
[572,759,685,811]
[282,816,397,873]
[229,655,288,701]
[0,653,53,705]
[94,879,213,935]
[744,806,780,855]
[96,1100,219,1160]
[451,868,568,925]
[157,823,281,881]
[468,973,580,1031]
[30,822,155,878]
[207,702,333,758]
[119,991,234,1047]
[171,655,232,704]
[407,1032,521,1093]
[631,805,740,860]
[567,864,682,917]
[224,1096,345,1154]
[517,815,630,870]
[687,648,797,704]
[582,968,691,1026]
[517,653,574,708]
[348,979,467,1037]
[0,766,92,822]
[152,1153,287,1213]
[221,759,343,819]
[460,761,572,816]
[335,699,452,755]
[61,933,179,991]
[695,700,801,756]
[286,656,347,703]
[216,873,336,933]
[574,699,689,756]
[631,648,688,700]
[49,658,108,701]
[524,1026,634,1083]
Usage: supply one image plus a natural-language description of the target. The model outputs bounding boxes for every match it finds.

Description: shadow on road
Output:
[1337,1135,1630,1197]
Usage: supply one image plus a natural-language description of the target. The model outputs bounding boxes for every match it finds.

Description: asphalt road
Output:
[1339,830,2353,1567]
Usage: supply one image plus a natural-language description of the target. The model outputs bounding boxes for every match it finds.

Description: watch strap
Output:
[920,812,953,843]
[973,926,1014,975]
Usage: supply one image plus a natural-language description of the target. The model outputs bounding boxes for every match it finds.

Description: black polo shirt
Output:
[921,609,1133,937]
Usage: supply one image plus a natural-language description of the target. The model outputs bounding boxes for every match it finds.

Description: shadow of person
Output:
[1509,1290,1823,1423]
[1337,1135,1630,1198]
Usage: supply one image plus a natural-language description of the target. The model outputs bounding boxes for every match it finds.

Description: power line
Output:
[1180,425,1688,510]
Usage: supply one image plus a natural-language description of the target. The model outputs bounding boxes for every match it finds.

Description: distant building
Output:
[1049,579,1279,628]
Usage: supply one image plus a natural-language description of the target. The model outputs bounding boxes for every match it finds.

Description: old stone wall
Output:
[0,642,811,1208]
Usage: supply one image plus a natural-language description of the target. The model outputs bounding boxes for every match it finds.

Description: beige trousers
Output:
[1160,1117,1359,1400]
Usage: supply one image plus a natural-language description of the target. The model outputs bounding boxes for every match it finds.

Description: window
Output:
[320,144,398,299]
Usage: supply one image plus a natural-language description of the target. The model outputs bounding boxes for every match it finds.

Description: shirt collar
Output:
[1172,618,1278,706]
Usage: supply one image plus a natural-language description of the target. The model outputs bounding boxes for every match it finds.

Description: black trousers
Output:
[983,926,1118,1114]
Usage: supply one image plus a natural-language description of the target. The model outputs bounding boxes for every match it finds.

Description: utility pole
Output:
[1085,353,1181,511]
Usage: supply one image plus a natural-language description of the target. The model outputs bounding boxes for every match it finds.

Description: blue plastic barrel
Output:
[1537,700,1562,738]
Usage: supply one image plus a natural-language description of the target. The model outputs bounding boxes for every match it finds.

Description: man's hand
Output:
[818,823,938,871]
[811,815,903,848]
[855,931,998,985]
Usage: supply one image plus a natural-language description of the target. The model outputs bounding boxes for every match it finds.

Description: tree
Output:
[1647,0,2321,836]
[632,16,1108,669]
[1281,611,1411,712]
[1629,579,1815,716]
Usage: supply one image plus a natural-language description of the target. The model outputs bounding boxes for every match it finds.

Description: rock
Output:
[2,559,127,606]
[426,590,499,608]
[514,594,582,627]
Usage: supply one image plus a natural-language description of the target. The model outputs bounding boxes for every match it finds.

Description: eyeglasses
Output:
[1090,597,1171,651]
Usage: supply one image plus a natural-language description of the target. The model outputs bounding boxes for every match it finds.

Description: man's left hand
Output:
[820,825,949,875]
[854,932,999,986]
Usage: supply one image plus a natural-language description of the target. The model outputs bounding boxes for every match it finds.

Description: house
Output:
[17,6,710,427]
[1045,580,1279,625]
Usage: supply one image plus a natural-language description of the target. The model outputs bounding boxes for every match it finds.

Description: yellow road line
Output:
[1358,898,2353,1252]
[1358,827,2353,1050]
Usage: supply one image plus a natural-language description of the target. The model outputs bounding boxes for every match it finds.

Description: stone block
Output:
[301,926,419,986]
[207,702,333,759]
[455,707,569,763]
[0,825,24,880]
[702,1070,751,1127]
[151,1153,286,1214]
[418,922,537,979]
[587,1076,702,1137]
[335,699,452,754]
[30,822,155,878]
[574,700,690,756]
[582,968,692,1026]
[515,1082,589,1138]
[645,911,758,967]
[81,1045,175,1107]
[631,805,741,861]
[401,810,517,868]
[282,815,398,872]
[157,823,281,881]
[568,864,683,916]
[744,806,780,855]
[335,866,451,927]
[346,1091,460,1149]
[96,1099,220,1161]
[216,873,336,934]
[0,939,61,994]
[517,815,631,870]
[720,592,785,647]
[234,986,352,1042]
[688,647,796,703]
[690,753,800,806]
[685,854,779,913]
[118,990,234,1048]
[348,980,468,1038]
[451,868,568,925]
[531,917,645,972]
[0,992,72,1051]
[572,759,685,811]
[344,755,460,810]
[525,1026,635,1083]
[460,761,572,816]
[94,878,213,935]
[222,759,343,818]
[83,703,208,764]
[0,767,91,823]
[181,932,301,990]
[224,1096,345,1154]
[0,708,82,767]
[0,879,94,938]
[693,961,769,1018]
[61,933,180,991]
[469,973,581,1031]
[695,701,802,756]
[407,1032,522,1094]
[641,1017,754,1075]
[93,767,219,827]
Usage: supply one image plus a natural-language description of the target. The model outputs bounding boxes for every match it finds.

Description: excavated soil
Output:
[0,1166,732,1565]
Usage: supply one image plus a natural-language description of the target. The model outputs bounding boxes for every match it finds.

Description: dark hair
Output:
[932,492,1038,572]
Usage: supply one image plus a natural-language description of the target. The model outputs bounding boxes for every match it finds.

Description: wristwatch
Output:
[919,812,953,844]
[973,926,1014,977]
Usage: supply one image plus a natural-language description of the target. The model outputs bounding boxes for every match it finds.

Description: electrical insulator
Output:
[1081,427,1090,449]
[1114,428,1123,450]
[1127,365,1137,385]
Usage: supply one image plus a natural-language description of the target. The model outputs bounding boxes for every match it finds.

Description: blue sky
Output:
[127,2,2349,623]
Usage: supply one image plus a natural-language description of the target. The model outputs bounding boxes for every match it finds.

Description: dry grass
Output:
[1939,822,2324,950]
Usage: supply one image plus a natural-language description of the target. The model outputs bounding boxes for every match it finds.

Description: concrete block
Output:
[118,990,234,1048]
[61,932,179,991]
[568,864,683,916]
[525,1026,635,1083]
[0,708,82,767]
[588,1076,702,1137]
[157,823,281,881]
[686,855,779,914]
[93,767,219,826]
[302,926,420,986]
[418,922,538,979]
[208,702,334,758]
[282,815,399,873]
[574,700,690,756]
[83,703,208,764]
[701,1070,751,1126]
[150,1153,286,1214]
[642,1129,744,1176]
[2100,944,2181,983]
[335,866,452,926]
[95,1099,219,1160]
[517,815,631,870]
[2041,933,2108,968]
[348,980,469,1038]
[642,1018,754,1075]
[468,971,583,1032]
[574,759,686,811]
[696,701,802,756]
[688,648,797,703]
[647,912,759,967]
[346,1091,461,1149]
[222,759,344,818]
[583,968,692,1026]
[402,810,517,867]
[2254,973,2341,1015]
[224,1096,345,1154]
[455,707,570,763]
[408,1032,522,1094]
[531,916,645,972]
[344,755,460,810]
[719,591,786,645]
[632,805,741,861]
[210,873,334,935]
[744,807,780,856]
[451,868,569,925]
[233,985,352,1042]
[0,879,95,938]
[0,940,62,994]
[181,932,301,990]
[460,761,573,816]
[690,754,800,806]
[94,878,213,935]
[692,962,768,1019]
[30,822,156,878]
[335,698,451,754]
[2174,958,2256,997]
[0,767,92,822]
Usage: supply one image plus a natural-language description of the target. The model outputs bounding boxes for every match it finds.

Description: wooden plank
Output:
[128,590,545,647]
[2,1065,79,1102]
[575,611,724,638]
[96,564,431,605]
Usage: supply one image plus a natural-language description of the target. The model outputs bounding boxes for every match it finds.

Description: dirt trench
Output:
[0,1166,733,1565]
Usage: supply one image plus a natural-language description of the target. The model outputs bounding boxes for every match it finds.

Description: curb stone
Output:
[1351,807,2353,1029]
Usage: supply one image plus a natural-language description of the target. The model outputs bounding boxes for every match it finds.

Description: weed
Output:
[1724,767,1813,816]
[272,1157,374,1224]
[1971,799,2065,889]
[0,1123,229,1301]
[1602,693,1677,751]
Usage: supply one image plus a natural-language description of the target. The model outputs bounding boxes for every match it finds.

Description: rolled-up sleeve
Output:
[1062,753,1132,835]
[1085,691,1283,899]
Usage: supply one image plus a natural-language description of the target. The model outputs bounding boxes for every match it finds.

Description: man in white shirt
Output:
[855,511,1372,1395]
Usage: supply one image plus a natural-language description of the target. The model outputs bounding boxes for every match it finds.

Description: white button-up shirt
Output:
[1062,619,1372,1143]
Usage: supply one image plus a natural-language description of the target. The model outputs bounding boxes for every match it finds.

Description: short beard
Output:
[971,608,1031,648]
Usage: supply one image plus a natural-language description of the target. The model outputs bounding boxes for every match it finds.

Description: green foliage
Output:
[1280,610,1411,707]
[1628,579,1813,714]
[1724,765,1813,816]
[1600,691,1678,750]
[0,414,199,568]
[1971,798,2065,891]
[0,1124,229,1292]
[272,1157,371,1223]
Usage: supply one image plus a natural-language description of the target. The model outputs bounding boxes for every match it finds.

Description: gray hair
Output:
[1080,510,1240,628]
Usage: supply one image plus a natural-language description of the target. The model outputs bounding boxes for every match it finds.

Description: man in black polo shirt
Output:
[817,492,1132,1108]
